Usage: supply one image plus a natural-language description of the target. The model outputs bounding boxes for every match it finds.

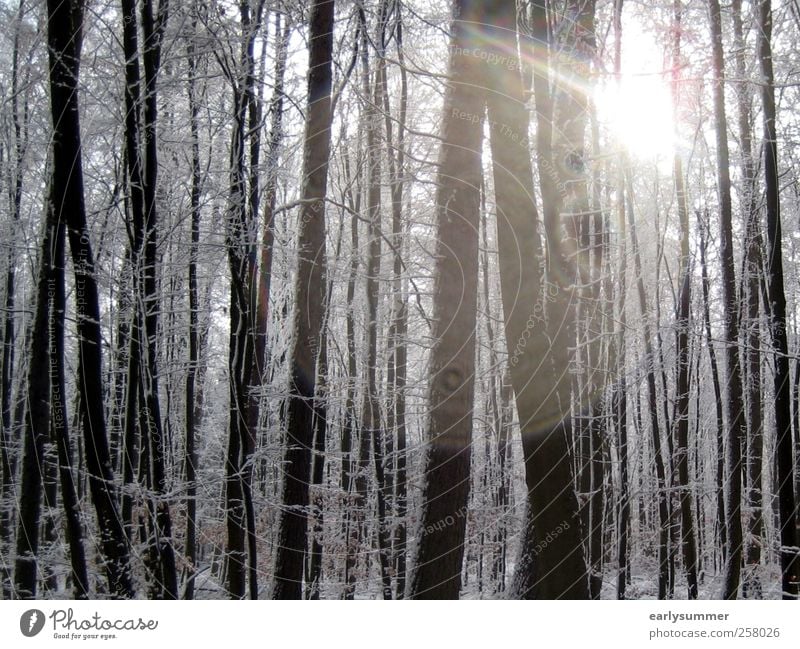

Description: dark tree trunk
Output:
[184,13,202,600]
[254,12,290,387]
[408,0,484,600]
[731,0,764,599]
[709,0,747,599]
[138,0,178,599]
[224,0,266,600]
[119,0,177,599]
[503,0,589,601]
[13,212,55,598]
[272,0,334,599]
[358,1,392,600]
[698,214,727,569]
[627,170,670,600]
[50,198,90,598]
[341,151,359,598]
[671,0,698,600]
[758,0,800,599]
[224,89,254,600]
[46,0,134,598]
[381,1,409,598]
[612,0,631,601]
[2,0,27,599]
[306,290,330,601]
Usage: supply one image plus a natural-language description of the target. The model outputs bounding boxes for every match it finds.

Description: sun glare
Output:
[594,19,676,161]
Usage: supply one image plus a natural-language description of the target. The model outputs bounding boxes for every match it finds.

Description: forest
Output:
[0,0,799,600]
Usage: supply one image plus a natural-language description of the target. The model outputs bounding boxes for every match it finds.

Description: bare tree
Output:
[708,0,747,599]
[504,0,590,599]
[757,0,800,600]
[46,0,134,598]
[731,0,765,600]
[408,0,484,599]
[272,0,335,600]
[671,0,698,600]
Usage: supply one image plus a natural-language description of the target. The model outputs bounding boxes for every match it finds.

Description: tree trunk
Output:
[224,0,266,600]
[408,0,484,599]
[709,0,747,599]
[13,212,55,598]
[504,0,590,600]
[50,194,90,598]
[272,0,334,599]
[731,0,764,599]
[627,169,670,600]
[757,0,800,599]
[254,12,291,390]
[382,1,409,598]
[358,0,392,600]
[119,0,177,599]
[2,0,27,599]
[47,0,134,598]
[184,13,202,599]
[340,139,360,599]
[612,0,630,601]
[698,213,727,569]
[671,0,698,600]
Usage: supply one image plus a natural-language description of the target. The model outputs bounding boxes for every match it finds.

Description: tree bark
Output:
[359,0,393,600]
[504,0,590,600]
[272,0,334,599]
[183,11,203,599]
[47,0,134,598]
[612,0,630,601]
[13,211,55,598]
[698,213,727,570]
[671,0,698,600]
[382,0,409,598]
[50,191,90,598]
[408,0,484,599]
[2,0,28,599]
[627,169,670,599]
[731,0,764,599]
[708,0,747,599]
[757,0,800,599]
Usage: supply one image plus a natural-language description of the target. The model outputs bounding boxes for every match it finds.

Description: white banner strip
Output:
[1,600,798,648]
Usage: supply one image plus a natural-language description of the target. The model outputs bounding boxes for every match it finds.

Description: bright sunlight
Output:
[594,17,676,161]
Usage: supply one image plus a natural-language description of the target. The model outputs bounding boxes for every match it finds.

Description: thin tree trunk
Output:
[627,170,670,600]
[359,0,392,600]
[2,0,27,599]
[731,0,764,599]
[709,0,747,599]
[184,12,202,599]
[698,213,727,569]
[224,0,265,600]
[340,138,360,599]
[612,0,630,601]
[671,0,698,600]
[254,12,290,390]
[382,0,409,598]
[306,303,328,600]
[141,2,176,599]
[119,0,178,599]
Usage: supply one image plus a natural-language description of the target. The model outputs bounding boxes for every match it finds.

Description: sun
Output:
[594,19,676,161]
